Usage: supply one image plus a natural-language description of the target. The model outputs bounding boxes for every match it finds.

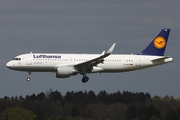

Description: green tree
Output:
[87,90,97,104]
[166,110,179,120]
[176,107,180,119]
[0,107,36,120]
[97,90,108,104]
[108,103,127,120]
[125,104,138,120]
[138,105,161,120]
[49,90,63,102]
[36,92,46,101]
[63,104,76,117]
[150,116,161,120]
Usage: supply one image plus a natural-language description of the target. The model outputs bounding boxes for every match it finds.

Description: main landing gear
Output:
[82,76,89,83]
[26,72,31,82]
[81,72,89,83]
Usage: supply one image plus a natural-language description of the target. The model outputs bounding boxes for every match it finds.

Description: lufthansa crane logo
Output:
[153,37,166,49]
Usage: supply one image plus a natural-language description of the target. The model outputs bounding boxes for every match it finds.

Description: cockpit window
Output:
[13,58,21,61]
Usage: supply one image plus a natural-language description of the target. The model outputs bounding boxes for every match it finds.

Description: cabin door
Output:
[26,54,32,65]
[136,56,141,66]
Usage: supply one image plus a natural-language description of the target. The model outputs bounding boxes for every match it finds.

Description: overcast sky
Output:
[1,1,180,98]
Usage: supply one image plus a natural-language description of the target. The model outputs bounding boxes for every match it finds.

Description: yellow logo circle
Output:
[154,37,166,49]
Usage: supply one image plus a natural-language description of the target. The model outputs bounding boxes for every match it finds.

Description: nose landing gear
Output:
[26,72,31,82]
[27,77,31,81]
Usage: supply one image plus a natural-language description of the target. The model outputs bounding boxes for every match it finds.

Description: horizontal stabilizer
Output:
[151,56,170,61]
[151,56,173,63]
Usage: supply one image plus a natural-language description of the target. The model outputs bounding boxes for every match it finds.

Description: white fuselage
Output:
[6,53,173,73]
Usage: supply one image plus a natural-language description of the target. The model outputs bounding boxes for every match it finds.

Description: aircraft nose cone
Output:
[6,61,19,70]
[6,61,12,69]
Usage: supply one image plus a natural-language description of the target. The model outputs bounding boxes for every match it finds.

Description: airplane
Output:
[6,29,173,83]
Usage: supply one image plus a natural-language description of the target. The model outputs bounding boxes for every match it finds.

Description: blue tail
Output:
[138,29,170,56]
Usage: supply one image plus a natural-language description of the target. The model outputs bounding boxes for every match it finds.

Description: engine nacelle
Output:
[56,67,77,78]
[91,67,104,73]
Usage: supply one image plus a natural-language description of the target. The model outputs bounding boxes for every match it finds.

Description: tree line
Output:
[0,89,180,120]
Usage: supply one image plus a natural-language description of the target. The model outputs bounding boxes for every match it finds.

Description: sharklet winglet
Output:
[106,43,116,54]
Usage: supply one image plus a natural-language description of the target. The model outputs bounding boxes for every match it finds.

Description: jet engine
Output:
[56,66,78,78]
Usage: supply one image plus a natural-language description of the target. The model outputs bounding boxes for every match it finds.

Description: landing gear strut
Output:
[26,72,31,82]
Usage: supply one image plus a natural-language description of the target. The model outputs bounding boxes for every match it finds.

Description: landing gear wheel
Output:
[82,76,89,83]
[27,72,31,82]
[27,77,31,82]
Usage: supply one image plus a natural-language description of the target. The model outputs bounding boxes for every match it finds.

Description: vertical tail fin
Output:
[138,29,170,56]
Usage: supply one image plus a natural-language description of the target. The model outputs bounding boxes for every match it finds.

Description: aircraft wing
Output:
[74,43,116,69]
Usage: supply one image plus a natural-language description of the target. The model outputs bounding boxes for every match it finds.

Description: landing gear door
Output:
[26,54,32,65]
[136,56,141,66]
